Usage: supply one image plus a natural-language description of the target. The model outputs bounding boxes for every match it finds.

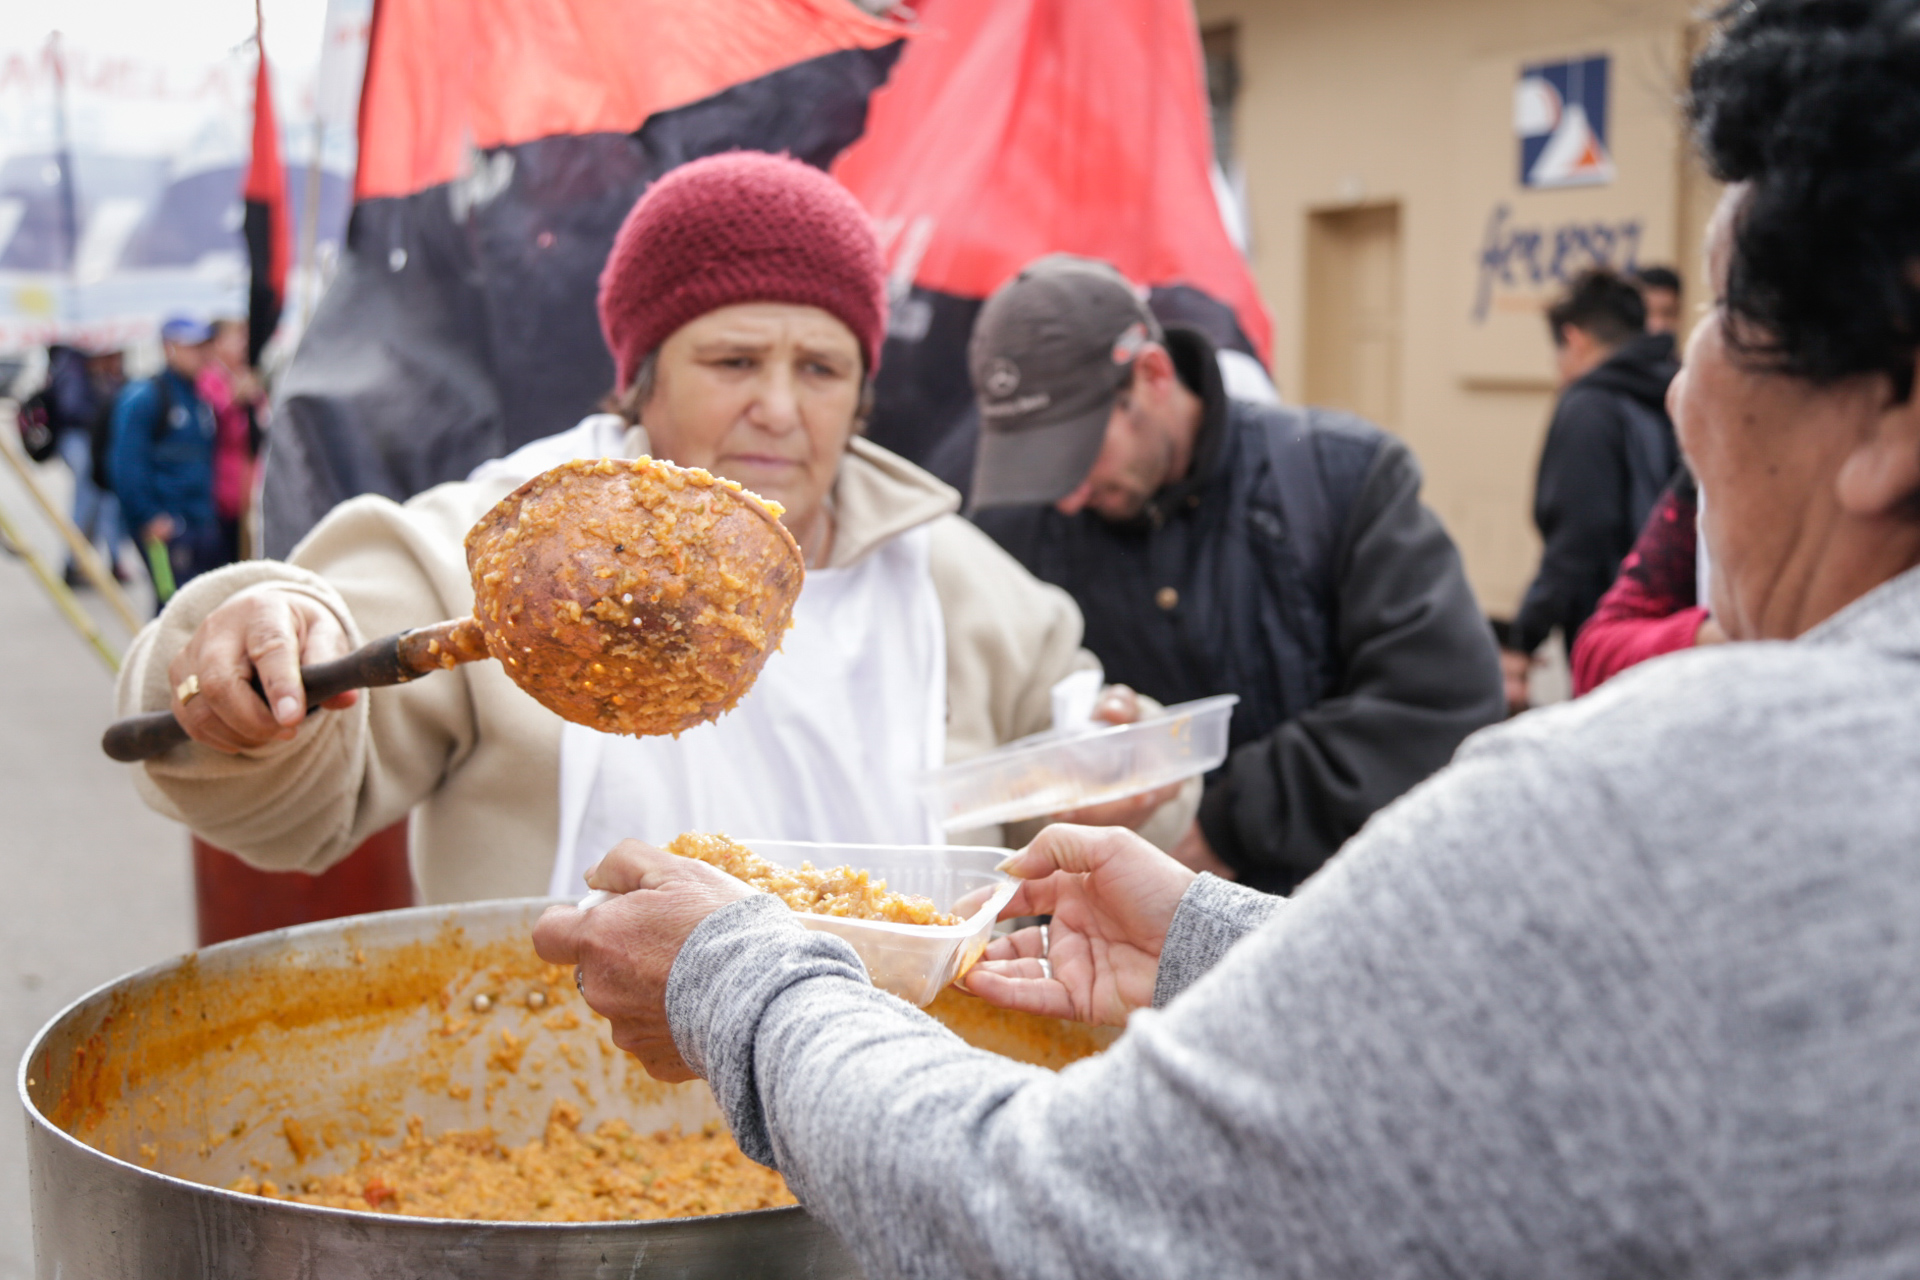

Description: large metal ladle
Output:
[102,456,805,763]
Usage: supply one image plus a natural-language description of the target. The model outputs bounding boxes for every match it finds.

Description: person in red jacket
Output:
[1570,465,1726,696]
[198,318,263,563]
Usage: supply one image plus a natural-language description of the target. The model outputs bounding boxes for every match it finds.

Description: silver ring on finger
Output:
[1039,922,1052,982]
[574,965,587,997]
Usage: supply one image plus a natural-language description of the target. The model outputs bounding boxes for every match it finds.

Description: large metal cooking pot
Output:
[20,898,1110,1278]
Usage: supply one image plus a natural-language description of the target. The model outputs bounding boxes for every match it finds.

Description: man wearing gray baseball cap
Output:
[970,255,1505,892]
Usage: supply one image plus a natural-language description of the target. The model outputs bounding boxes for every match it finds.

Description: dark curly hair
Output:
[1688,0,1920,401]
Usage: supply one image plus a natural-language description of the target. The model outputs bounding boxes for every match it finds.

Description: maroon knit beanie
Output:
[597,151,889,391]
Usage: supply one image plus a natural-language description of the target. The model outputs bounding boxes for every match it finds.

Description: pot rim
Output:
[17,895,806,1233]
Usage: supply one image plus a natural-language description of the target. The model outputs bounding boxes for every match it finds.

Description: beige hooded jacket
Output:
[116,425,1194,903]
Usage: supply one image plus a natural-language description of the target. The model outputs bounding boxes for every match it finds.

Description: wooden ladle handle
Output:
[101,619,488,763]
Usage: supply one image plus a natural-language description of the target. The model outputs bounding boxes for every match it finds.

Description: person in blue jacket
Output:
[111,317,224,610]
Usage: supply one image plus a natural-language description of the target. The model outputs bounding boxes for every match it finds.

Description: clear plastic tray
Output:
[914,693,1240,831]
[743,840,1016,1007]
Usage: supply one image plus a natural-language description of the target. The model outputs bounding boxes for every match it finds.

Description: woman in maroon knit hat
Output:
[118,152,1195,906]
[589,150,889,568]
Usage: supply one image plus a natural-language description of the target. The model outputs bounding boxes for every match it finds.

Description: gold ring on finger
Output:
[176,674,201,705]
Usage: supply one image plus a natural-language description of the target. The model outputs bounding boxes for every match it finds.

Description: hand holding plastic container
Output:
[580,840,1017,1007]
[913,693,1240,832]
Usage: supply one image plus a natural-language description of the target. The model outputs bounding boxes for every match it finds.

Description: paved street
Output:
[0,447,192,1280]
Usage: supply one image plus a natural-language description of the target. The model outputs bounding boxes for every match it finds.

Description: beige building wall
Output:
[1195,0,1719,615]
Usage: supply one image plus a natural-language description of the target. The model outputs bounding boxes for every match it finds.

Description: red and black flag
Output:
[838,0,1270,490]
[262,0,905,556]
[245,2,293,367]
[261,0,1262,553]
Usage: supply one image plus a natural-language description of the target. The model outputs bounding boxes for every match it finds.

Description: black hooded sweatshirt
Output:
[1512,332,1681,655]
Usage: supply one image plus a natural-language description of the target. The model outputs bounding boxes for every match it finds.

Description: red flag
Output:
[834,0,1270,359]
[244,1,291,363]
[354,0,903,200]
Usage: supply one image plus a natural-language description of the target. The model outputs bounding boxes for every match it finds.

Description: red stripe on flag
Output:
[355,0,905,201]
[246,8,291,301]
[834,0,1271,360]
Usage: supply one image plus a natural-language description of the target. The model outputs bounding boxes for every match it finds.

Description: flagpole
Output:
[48,31,80,328]
[298,115,323,337]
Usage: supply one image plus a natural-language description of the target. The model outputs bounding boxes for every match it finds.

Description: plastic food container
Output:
[740,840,1017,1008]
[914,693,1240,831]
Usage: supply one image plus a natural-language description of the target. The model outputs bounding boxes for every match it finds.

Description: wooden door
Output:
[1305,203,1403,429]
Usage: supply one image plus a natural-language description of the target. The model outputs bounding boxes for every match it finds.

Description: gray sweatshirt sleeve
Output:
[668,720,1717,1280]
[1150,874,1286,1008]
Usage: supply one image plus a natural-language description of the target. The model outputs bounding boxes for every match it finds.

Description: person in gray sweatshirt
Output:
[536,3,1920,1274]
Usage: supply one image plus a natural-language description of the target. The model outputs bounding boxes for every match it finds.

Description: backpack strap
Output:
[148,373,177,443]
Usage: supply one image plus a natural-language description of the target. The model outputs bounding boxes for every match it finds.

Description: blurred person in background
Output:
[1633,264,1685,336]
[111,316,222,610]
[1570,463,1725,696]
[1503,269,1680,711]
[198,318,264,563]
[536,5,1920,1273]
[968,255,1504,894]
[45,343,130,586]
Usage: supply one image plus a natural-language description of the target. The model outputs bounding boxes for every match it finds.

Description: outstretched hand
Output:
[960,825,1196,1026]
[532,840,756,1081]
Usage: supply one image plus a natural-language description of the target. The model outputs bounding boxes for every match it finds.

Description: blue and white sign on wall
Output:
[1514,55,1613,189]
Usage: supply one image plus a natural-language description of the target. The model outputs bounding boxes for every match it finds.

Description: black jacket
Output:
[1512,333,1681,654]
[974,328,1505,893]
